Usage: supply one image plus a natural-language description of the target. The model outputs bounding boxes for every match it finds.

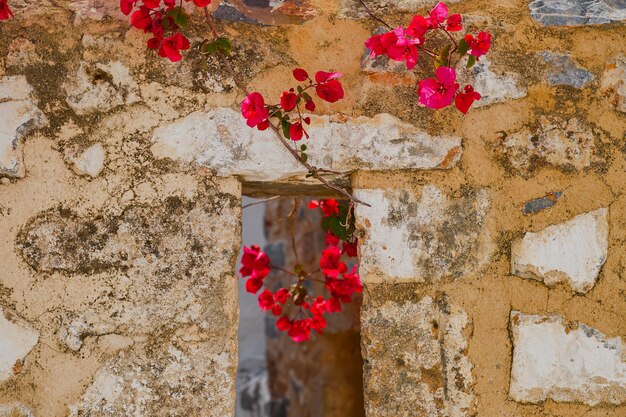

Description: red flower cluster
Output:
[364,2,491,114]
[120,0,211,61]
[241,68,344,141]
[0,0,13,20]
[417,66,481,113]
[239,245,271,294]
[240,199,361,343]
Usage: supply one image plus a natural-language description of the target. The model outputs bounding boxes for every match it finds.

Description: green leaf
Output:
[467,55,476,68]
[435,44,452,69]
[300,152,308,164]
[458,38,469,56]
[300,144,307,151]
[281,120,291,139]
[329,217,347,240]
[321,216,331,232]
[297,86,303,93]
[174,11,188,28]
[200,37,232,55]
[217,37,232,54]
[301,92,312,102]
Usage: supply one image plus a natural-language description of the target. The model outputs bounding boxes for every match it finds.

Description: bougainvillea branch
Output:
[241,199,361,342]
[362,1,492,113]
[357,0,392,29]
[199,7,370,207]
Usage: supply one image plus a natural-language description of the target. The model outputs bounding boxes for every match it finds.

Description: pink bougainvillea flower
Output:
[289,122,309,141]
[326,297,342,313]
[313,71,344,103]
[256,119,270,131]
[309,296,327,316]
[325,231,340,247]
[293,68,309,81]
[240,245,271,278]
[258,289,275,311]
[271,304,282,316]
[310,315,327,333]
[0,0,11,20]
[147,36,161,50]
[315,71,341,83]
[245,276,264,294]
[320,246,348,278]
[426,1,449,28]
[130,6,153,29]
[366,28,420,70]
[320,199,339,217]
[158,32,190,62]
[274,288,289,304]
[276,316,292,331]
[406,15,429,39]
[241,92,270,129]
[142,0,162,8]
[417,66,459,109]
[455,84,481,114]
[342,239,358,257]
[446,13,462,31]
[316,79,344,103]
[288,319,311,342]
[309,198,339,216]
[280,90,297,111]
[190,0,212,6]
[465,32,492,58]
[364,33,386,58]
[120,0,137,15]
[305,99,316,111]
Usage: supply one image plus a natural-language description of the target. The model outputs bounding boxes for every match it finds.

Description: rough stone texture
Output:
[540,51,594,88]
[66,143,106,178]
[529,0,626,26]
[0,76,47,178]
[511,208,608,293]
[151,109,462,182]
[510,312,626,405]
[0,403,34,417]
[69,339,235,416]
[0,307,39,383]
[64,61,140,115]
[18,178,240,352]
[522,191,562,215]
[600,55,626,113]
[214,0,317,25]
[354,186,493,283]
[458,58,527,107]
[503,116,600,175]
[340,0,463,18]
[362,296,474,417]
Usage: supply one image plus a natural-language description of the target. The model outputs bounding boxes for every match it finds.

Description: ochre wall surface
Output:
[0,0,625,416]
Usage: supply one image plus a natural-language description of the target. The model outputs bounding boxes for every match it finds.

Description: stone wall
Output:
[0,0,625,416]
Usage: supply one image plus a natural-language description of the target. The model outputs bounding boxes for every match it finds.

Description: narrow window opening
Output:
[236,195,365,417]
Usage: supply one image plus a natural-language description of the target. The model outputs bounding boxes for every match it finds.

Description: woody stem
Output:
[357,0,393,29]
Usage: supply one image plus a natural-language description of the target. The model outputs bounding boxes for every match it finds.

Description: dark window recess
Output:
[236,196,365,417]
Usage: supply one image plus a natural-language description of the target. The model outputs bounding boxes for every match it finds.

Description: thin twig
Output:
[357,0,393,29]
[242,196,281,209]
